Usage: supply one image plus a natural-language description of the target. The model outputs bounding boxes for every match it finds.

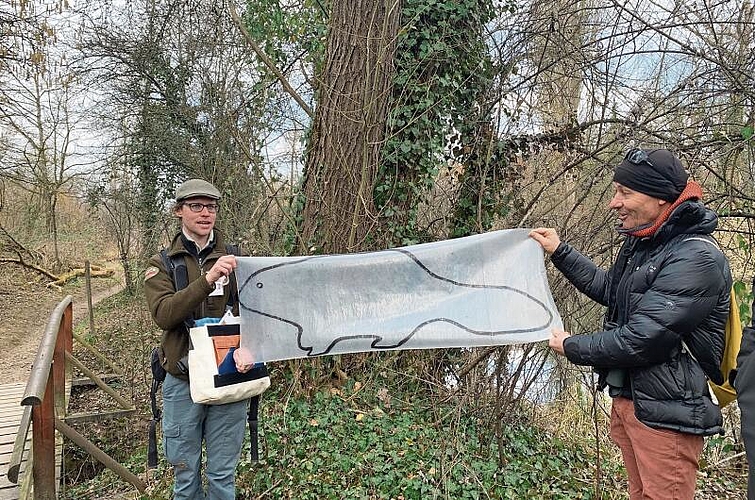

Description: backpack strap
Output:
[147,346,166,469]
[248,395,261,461]
[683,235,721,251]
[160,248,193,329]
[159,248,190,291]
[680,339,720,405]
[159,249,171,280]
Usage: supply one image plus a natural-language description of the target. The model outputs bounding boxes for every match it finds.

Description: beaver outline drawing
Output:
[237,231,558,359]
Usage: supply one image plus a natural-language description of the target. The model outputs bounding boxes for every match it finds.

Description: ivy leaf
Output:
[742,126,754,141]
[738,234,750,252]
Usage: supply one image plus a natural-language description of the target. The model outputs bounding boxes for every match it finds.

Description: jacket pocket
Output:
[631,361,684,401]
[162,421,181,466]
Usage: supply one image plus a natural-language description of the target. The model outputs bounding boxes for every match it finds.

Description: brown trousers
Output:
[610,397,704,500]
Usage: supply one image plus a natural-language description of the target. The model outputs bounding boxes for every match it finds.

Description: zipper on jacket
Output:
[615,247,638,326]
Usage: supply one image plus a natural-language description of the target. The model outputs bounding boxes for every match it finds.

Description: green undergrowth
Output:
[59,289,748,499]
[242,391,604,499]
[138,381,622,500]
[61,290,625,499]
[61,367,750,500]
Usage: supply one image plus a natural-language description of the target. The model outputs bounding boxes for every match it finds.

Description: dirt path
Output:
[0,265,124,385]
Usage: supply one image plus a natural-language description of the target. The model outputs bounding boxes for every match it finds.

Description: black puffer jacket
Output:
[552,200,731,436]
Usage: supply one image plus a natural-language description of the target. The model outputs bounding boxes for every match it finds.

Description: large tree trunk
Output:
[300,1,401,254]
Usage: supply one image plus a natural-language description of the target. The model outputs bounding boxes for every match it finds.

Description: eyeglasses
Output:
[184,202,219,213]
[624,148,655,168]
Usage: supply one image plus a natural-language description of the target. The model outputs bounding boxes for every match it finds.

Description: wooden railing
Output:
[6,296,146,498]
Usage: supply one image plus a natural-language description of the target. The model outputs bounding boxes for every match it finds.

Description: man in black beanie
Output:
[530,149,732,499]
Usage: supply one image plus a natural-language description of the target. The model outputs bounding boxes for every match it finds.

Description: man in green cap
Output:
[144,178,253,500]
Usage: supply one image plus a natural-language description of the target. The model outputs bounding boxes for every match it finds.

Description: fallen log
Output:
[0,257,59,280]
[47,266,115,287]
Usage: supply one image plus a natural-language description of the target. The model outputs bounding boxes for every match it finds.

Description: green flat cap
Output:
[175,179,221,201]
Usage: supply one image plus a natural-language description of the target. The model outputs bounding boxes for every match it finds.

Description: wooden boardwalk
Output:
[0,383,28,500]
[0,383,63,500]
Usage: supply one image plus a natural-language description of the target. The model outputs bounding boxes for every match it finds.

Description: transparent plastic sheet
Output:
[236,228,562,363]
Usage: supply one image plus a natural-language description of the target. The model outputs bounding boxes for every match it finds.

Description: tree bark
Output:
[301,1,401,254]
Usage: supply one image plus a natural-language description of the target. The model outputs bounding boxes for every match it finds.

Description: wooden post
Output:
[32,372,56,500]
[85,260,95,337]
[55,303,72,414]
[19,297,73,500]
[64,303,73,407]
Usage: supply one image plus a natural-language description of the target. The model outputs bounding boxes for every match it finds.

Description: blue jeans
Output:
[162,373,248,500]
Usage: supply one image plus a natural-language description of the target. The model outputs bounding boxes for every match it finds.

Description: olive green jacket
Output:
[144,230,239,379]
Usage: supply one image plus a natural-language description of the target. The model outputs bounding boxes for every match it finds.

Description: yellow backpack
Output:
[708,289,742,408]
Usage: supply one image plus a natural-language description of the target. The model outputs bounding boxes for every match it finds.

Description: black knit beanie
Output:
[612,149,689,202]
